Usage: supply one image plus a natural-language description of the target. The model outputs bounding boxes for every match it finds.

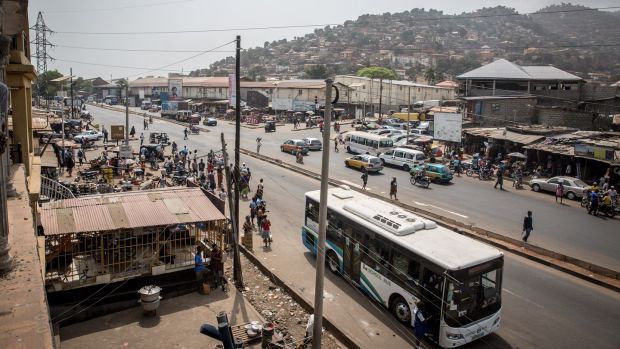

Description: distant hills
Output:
[190,4,620,82]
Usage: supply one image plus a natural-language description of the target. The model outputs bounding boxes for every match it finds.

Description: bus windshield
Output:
[443,268,502,327]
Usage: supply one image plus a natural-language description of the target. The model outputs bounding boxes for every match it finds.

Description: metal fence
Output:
[45,220,225,290]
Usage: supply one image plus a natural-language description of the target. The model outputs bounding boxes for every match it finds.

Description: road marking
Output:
[340,180,371,191]
[503,288,544,309]
[412,201,469,219]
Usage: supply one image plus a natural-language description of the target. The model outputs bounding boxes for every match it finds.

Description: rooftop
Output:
[463,127,547,145]
[457,59,583,81]
[40,187,225,236]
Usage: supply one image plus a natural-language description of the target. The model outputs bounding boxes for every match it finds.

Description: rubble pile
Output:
[234,256,342,349]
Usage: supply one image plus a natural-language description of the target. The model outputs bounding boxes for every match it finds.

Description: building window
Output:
[492,103,501,112]
[219,88,222,94]
[298,89,303,95]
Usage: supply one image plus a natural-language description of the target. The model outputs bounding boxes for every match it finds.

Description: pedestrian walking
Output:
[77,148,84,166]
[249,197,258,226]
[102,127,108,143]
[210,243,225,290]
[65,150,75,177]
[390,177,398,200]
[217,166,223,188]
[334,136,339,152]
[413,301,431,348]
[361,167,368,190]
[256,137,262,154]
[522,211,533,242]
[183,127,188,140]
[130,125,136,139]
[494,165,504,190]
[198,159,205,175]
[194,246,206,292]
[262,215,272,247]
[159,176,166,188]
[555,182,564,203]
[140,133,144,145]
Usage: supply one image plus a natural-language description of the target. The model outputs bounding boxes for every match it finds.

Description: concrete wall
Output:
[536,107,595,130]
[473,98,537,126]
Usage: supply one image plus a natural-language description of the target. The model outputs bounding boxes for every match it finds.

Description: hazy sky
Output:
[28,0,619,80]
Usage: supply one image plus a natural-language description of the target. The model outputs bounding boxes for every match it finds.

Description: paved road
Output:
[91,105,620,272]
[88,105,620,348]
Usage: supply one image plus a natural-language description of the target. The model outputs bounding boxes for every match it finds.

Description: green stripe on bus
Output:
[360,273,385,305]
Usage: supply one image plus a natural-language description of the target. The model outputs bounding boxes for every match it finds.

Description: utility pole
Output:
[233,35,243,287]
[312,78,333,349]
[125,80,129,144]
[378,78,383,121]
[220,133,242,287]
[406,87,412,144]
[70,68,74,121]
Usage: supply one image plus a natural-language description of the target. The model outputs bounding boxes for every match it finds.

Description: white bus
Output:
[344,131,393,156]
[302,187,503,347]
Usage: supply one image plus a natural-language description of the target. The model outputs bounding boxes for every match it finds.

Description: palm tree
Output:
[424,68,436,85]
[115,78,128,101]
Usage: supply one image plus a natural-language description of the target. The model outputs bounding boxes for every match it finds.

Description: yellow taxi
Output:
[344,154,384,172]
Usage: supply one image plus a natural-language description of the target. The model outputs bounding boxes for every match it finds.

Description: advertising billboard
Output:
[433,112,462,143]
[110,125,125,141]
[168,79,183,99]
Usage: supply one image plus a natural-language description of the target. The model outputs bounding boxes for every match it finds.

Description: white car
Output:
[379,147,426,171]
[73,130,103,143]
[303,137,322,150]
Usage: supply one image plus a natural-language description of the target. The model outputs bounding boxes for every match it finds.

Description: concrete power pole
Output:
[125,81,129,144]
[220,133,242,288]
[233,35,243,287]
[312,78,334,349]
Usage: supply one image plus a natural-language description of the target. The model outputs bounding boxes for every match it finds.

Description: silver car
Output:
[303,137,322,151]
[529,176,588,200]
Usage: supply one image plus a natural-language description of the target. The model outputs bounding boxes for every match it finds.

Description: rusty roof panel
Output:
[39,188,225,236]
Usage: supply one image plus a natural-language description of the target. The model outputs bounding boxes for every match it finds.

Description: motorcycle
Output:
[597,204,616,218]
[514,176,524,189]
[296,151,304,164]
[410,173,431,188]
[479,168,492,181]
[171,175,187,186]
[76,170,98,182]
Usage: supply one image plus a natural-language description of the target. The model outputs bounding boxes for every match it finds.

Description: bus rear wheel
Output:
[326,250,339,274]
[391,296,411,324]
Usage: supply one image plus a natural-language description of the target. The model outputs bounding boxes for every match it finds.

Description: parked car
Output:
[411,163,453,183]
[529,176,588,200]
[344,154,383,172]
[73,130,103,143]
[303,137,322,151]
[280,139,309,155]
[379,148,426,171]
[205,117,217,126]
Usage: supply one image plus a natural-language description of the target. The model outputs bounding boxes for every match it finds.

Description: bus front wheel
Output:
[391,296,411,324]
[326,250,339,274]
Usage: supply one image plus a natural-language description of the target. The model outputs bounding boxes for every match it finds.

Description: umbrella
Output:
[305,111,315,115]
[507,152,527,159]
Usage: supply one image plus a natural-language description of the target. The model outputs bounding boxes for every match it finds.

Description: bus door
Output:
[343,236,361,285]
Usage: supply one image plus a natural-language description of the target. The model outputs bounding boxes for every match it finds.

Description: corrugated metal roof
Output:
[40,187,225,235]
[464,127,545,145]
[457,59,582,81]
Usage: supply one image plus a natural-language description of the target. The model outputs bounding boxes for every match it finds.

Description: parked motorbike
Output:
[171,175,187,186]
[597,204,616,218]
[410,173,431,188]
[76,170,99,182]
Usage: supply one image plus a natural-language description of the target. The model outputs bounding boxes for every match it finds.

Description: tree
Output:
[248,65,267,81]
[356,66,396,80]
[34,69,63,98]
[304,64,328,79]
[115,78,128,99]
[424,68,436,84]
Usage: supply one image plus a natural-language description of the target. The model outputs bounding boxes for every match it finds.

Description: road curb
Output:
[240,148,620,293]
[239,246,362,349]
[91,104,210,133]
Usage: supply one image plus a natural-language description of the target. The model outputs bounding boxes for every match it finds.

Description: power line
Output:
[50,6,620,36]
[50,44,236,53]
[42,0,198,14]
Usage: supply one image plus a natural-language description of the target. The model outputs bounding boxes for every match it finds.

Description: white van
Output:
[345,131,394,156]
[379,147,426,171]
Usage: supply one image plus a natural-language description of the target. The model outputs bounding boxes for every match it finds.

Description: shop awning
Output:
[464,128,545,145]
